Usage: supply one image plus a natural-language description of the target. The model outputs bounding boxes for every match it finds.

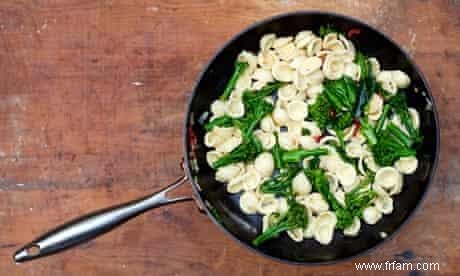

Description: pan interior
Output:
[185,12,439,263]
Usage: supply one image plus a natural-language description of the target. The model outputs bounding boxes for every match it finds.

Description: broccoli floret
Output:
[309,94,333,130]
[388,91,422,143]
[324,77,358,111]
[372,122,416,166]
[334,111,354,131]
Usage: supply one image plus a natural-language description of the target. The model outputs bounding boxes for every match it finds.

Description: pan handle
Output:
[13,164,192,263]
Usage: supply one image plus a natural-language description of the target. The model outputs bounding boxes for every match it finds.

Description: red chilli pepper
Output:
[188,126,197,148]
[329,108,337,119]
[314,135,323,143]
[347,28,361,38]
[352,118,361,137]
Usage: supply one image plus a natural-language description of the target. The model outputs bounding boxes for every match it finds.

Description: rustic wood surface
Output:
[0,0,458,275]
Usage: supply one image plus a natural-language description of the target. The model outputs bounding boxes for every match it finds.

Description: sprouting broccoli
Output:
[259,166,300,196]
[220,61,249,101]
[355,52,370,81]
[333,111,354,131]
[388,91,422,143]
[252,200,308,246]
[242,82,284,105]
[375,104,390,135]
[345,174,377,218]
[359,117,377,145]
[304,169,353,229]
[308,93,333,130]
[212,134,262,168]
[282,148,329,164]
[272,133,284,169]
[204,115,233,132]
[324,77,358,111]
[372,122,417,166]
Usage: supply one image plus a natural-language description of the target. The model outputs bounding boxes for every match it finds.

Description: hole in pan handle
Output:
[13,161,193,263]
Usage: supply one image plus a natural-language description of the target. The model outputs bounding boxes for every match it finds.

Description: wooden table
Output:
[0,1,458,275]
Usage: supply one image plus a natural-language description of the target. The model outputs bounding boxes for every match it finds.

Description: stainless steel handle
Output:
[14,171,192,263]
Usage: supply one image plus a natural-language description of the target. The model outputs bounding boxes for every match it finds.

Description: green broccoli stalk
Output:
[252,200,308,246]
[333,111,354,131]
[304,169,353,229]
[345,174,377,218]
[220,61,249,101]
[212,134,262,168]
[282,148,329,163]
[372,122,417,166]
[388,91,422,143]
[259,166,300,196]
[375,104,390,135]
[355,52,370,81]
[204,115,233,132]
[272,133,284,169]
[324,77,358,111]
[359,118,377,146]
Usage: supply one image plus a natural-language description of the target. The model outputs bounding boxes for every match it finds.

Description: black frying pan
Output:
[14,11,440,264]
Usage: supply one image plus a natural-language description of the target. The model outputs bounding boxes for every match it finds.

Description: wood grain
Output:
[0,0,459,275]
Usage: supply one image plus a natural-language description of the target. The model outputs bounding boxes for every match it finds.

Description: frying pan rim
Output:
[182,10,440,265]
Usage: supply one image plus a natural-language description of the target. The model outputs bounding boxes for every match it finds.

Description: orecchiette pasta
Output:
[254,152,275,177]
[362,206,383,225]
[394,156,418,174]
[204,28,420,246]
[239,191,259,214]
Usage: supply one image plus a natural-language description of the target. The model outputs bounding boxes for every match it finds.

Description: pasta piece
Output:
[278,132,299,150]
[262,213,276,232]
[394,156,418,174]
[368,57,380,77]
[254,152,275,177]
[303,215,317,238]
[334,189,346,206]
[260,115,277,132]
[239,191,259,214]
[362,206,383,225]
[314,223,335,245]
[272,104,290,126]
[316,211,338,229]
[374,195,394,215]
[344,62,361,82]
[206,150,224,167]
[273,36,293,49]
[272,60,295,82]
[292,172,312,195]
[325,172,339,193]
[376,71,397,95]
[241,165,263,191]
[291,56,322,76]
[215,162,245,183]
[215,128,242,153]
[286,100,309,122]
[210,100,226,117]
[338,34,356,62]
[293,70,309,90]
[277,197,289,214]
[306,37,322,57]
[345,141,365,158]
[257,193,279,215]
[367,94,384,121]
[237,50,257,73]
[257,50,277,70]
[286,120,303,138]
[225,98,245,119]
[287,228,304,242]
[306,84,324,99]
[234,72,252,91]
[343,217,361,237]
[204,126,234,148]
[408,107,420,129]
[252,68,274,84]
[278,84,297,101]
[391,70,411,88]
[254,130,276,150]
[374,167,403,195]
[323,53,346,80]
[299,135,319,150]
[305,69,325,86]
[277,42,300,61]
[260,33,276,50]
[294,30,315,49]
[335,162,357,188]
[305,193,329,214]
[227,174,245,194]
